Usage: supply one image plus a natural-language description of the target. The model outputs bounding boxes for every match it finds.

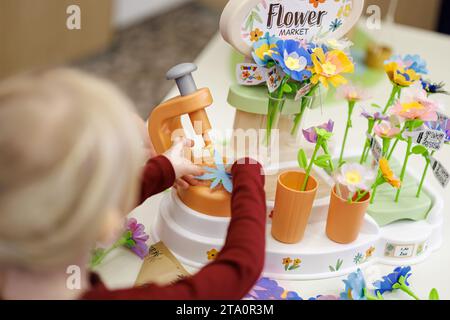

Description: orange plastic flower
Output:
[282,258,293,265]
[310,0,326,9]
[379,158,401,189]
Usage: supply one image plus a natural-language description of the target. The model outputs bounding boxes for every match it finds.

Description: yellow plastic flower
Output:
[384,62,420,87]
[310,48,354,89]
[207,249,219,260]
[293,258,302,266]
[379,158,402,189]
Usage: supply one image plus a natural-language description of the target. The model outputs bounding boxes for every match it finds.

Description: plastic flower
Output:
[379,158,401,188]
[310,47,354,89]
[373,266,412,295]
[374,121,401,139]
[338,84,370,102]
[124,218,150,259]
[337,163,374,193]
[250,28,263,42]
[386,54,428,75]
[340,269,367,300]
[196,151,233,193]
[303,119,334,144]
[271,39,312,81]
[310,295,340,300]
[425,119,450,142]
[421,79,448,95]
[207,249,219,260]
[252,32,279,67]
[384,62,421,87]
[361,109,389,121]
[246,278,285,300]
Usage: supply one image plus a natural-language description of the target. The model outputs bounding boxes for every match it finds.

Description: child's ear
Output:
[97,209,124,246]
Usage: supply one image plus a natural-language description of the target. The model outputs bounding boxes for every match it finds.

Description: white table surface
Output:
[98,22,450,300]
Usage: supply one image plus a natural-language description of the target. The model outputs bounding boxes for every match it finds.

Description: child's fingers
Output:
[182,175,201,186]
[175,178,190,190]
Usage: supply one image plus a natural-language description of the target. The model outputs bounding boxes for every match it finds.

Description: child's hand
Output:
[164,137,204,189]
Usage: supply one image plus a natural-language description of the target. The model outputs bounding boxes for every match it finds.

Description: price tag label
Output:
[393,245,414,258]
[430,156,450,188]
[236,63,266,85]
[367,133,382,164]
[405,129,446,151]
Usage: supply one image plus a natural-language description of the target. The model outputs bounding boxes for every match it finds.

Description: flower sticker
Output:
[207,249,219,261]
[250,28,264,42]
[310,0,326,9]
[282,257,302,271]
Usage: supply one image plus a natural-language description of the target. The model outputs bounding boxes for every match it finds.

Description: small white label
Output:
[405,129,446,151]
[236,63,267,85]
[294,83,312,101]
[393,245,414,258]
[367,133,382,164]
[265,66,285,93]
[430,156,450,188]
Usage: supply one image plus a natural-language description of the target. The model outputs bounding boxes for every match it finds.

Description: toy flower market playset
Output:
[143,0,449,281]
[92,0,449,289]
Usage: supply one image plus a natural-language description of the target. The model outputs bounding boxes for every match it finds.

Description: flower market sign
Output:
[220,0,364,57]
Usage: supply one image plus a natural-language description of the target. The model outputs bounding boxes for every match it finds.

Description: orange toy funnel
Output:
[148,63,213,154]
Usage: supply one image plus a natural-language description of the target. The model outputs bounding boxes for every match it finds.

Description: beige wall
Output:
[0,0,112,79]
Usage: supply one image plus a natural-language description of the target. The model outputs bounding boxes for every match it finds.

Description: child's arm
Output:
[138,155,176,204]
[83,159,266,300]
[139,138,203,204]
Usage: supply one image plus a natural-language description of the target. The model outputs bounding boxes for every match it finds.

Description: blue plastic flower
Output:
[421,79,448,95]
[425,119,450,142]
[373,266,412,295]
[252,32,280,67]
[386,54,428,75]
[245,278,303,300]
[340,269,367,300]
[404,54,428,74]
[271,39,313,81]
[196,151,233,193]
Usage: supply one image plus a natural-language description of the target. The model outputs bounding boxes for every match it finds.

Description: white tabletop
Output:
[98,22,450,300]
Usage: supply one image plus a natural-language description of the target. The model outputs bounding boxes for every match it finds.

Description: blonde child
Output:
[0,69,266,300]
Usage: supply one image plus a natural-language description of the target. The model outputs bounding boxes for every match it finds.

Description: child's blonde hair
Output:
[0,69,144,271]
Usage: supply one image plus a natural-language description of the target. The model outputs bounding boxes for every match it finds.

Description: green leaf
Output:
[410,120,424,129]
[283,83,293,93]
[253,12,263,23]
[429,288,440,300]
[371,103,382,109]
[297,149,308,169]
[412,145,428,156]
[329,266,335,272]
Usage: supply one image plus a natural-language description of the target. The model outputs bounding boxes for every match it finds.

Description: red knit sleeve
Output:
[139,155,176,205]
[82,158,266,300]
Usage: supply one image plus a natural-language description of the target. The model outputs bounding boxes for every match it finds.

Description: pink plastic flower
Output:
[374,121,401,139]
[338,84,370,102]
[125,218,150,259]
[390,84,438,121]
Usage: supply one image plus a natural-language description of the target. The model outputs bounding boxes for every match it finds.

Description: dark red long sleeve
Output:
[82,158,266,300]
[138,155,176,205]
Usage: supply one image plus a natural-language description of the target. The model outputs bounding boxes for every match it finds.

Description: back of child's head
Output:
[0,69,144,272]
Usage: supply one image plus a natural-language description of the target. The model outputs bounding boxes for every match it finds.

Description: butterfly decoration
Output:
[196,151,233,193]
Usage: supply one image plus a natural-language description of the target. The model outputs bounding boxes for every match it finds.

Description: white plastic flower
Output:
[337,163,375,193]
